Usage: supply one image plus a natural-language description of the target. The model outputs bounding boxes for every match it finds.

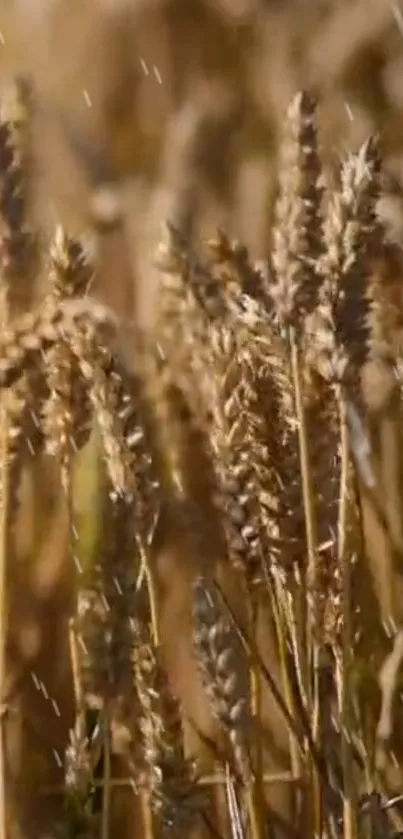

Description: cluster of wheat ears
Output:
[2,84,403,839]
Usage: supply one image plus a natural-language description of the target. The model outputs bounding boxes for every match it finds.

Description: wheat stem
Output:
[268,580,303,803]
[246,785,265,839]
[272,570,307,716]
[140,791,155,839]
[245,593,265,839]
[135,533,159,839]
[289,329,322,834]
[337,392,357,839]
[289,331,318,682]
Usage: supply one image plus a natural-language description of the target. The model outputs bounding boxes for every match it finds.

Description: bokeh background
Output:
[4,0,403,324]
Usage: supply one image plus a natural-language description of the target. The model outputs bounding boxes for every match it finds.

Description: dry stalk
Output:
[302,133,382,835]
[335,394,357,839]
[269,90,327,834]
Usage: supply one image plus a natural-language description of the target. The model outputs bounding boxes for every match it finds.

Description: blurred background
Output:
[3,0,403,326]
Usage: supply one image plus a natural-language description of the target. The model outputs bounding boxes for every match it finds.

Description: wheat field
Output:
[1,2,403,838]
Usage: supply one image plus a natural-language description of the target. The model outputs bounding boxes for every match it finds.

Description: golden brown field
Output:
[2,2,403,837]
